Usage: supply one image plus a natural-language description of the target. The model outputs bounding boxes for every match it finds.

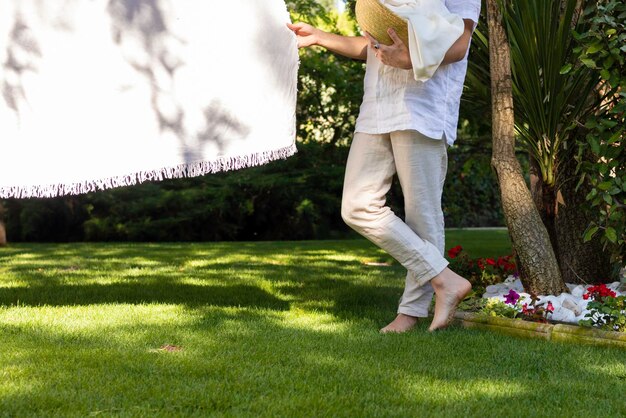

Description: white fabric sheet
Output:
[0,0,299,198]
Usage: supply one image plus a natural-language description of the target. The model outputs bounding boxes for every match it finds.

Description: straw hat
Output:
[355,0,409,46]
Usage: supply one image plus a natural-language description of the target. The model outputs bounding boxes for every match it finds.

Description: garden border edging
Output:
[454,312,626,349]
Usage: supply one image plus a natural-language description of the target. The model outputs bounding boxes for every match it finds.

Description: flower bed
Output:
[453,312,626,349]
[479,280,625,332]
[449,246,626,346]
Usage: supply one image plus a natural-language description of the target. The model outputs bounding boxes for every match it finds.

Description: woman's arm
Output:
[441,19,475,64]
[365,18,477,69]
[287,22,369,60]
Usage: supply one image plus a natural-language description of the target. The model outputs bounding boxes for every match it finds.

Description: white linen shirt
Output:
[354,0,481,146]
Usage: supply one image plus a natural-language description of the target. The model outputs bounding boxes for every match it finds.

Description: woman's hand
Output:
[287,22,322,48]
[365,28,412,70]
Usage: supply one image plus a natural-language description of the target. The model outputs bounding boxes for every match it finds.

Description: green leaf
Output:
[598,181,613,191]
[581,58,597,68]
[587,43,604,54]
[604,56,615,69]
[608,210,621,221]
[589,137,601,155]
[575,173,586,191]
[587,188,598,200]
[599,164,609,176]
[560,64,573,74]
[584,225,599,242]
[607,130,623,144]
[600,119,618,128]
[606,227,618,243]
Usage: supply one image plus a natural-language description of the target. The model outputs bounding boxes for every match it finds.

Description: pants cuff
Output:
[397,307,430,318]
[412,259,449,288]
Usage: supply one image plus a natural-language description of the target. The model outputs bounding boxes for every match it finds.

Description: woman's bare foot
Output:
[380,313,419,333]
[428,268,472,332]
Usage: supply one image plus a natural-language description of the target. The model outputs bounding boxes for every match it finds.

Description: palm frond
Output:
[500,0,600,186]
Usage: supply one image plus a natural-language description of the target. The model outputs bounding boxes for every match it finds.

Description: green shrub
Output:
[575,0,626,268]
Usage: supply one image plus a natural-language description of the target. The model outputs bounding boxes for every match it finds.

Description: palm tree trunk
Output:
[529,157,559,263]
[555,147,616,284]
[487,0,566,296]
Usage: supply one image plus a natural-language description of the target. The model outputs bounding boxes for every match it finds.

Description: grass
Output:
[1,230,625,417]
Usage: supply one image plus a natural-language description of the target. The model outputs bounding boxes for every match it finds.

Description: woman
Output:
[288,0,481,332]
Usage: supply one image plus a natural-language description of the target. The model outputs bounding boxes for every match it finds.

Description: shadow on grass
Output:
[0,282,289,310]
[276,277,403,320]
[0,240,389,265]
[0,241,403,319]
[0,276,404,322]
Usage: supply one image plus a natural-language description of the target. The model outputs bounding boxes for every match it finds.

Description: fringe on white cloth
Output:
[0,0,299,199]
[382,0,464,81]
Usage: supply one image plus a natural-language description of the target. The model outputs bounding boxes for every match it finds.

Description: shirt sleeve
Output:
[445,0,481,24]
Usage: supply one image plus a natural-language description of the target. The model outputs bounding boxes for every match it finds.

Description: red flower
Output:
[486,258,496,266]
[447,245,463,259]
[477,258,485,270]
[546,301,555,313]
[585,284,617,301]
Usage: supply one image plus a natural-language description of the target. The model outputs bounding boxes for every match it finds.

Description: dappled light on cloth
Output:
[0,0,299,198]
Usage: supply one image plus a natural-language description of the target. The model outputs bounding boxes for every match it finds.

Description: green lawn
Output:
[1,231,625,417]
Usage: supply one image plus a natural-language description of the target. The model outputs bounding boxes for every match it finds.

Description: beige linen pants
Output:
[341,130,449,317]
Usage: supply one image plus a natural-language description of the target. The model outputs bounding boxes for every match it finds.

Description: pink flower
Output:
[546,301,555,313]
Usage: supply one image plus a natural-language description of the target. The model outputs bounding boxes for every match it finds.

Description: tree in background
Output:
[504,0,615,285]
[470,0,620,293]
[486,0,566,295]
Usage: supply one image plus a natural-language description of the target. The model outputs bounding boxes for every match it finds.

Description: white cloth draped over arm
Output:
[382,0,464,81]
